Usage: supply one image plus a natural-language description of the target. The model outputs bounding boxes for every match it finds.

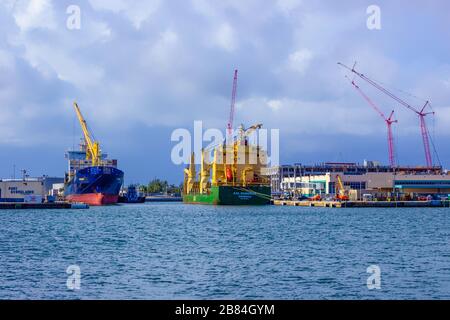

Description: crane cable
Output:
[428,109,442,167]
[354,69,429,104]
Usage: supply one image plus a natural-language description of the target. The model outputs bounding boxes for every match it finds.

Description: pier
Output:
[145,196,182,202]
[272,200,450,208]
[0,202,89,210]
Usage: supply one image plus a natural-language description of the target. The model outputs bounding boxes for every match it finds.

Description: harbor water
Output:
[0,203,448,299]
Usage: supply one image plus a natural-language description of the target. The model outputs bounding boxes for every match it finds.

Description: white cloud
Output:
[213,23,236,52]
[7,3,112,89]
[288,49,313,74]
[236,96,384,137]
[276,0,302,14]
[12,0,56,31]
[444,79,450,88]
[89,0,161,29]
[21,42,104,88]
[0,49,14,69]
[89,21,112,42]
[0,0,449,174]
[88,0,127,12]
[267,99,282,111]
[435,106,450,134]
[192,0,274,21]
[191,0,217,18]
[147,29,179,69]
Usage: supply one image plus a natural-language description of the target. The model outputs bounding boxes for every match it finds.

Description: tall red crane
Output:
[349,79,397,167]
[338,62,435,167]
[227,69,238,137]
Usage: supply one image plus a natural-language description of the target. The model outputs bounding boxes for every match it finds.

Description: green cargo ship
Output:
[183,124,271,205]
[183,185,271,205]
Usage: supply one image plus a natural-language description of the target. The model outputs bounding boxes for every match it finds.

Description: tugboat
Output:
[118,185,146,203]
[182,124,271,205]
[64,102,124,206]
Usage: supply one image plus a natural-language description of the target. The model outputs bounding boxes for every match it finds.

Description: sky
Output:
[0,0,449,184]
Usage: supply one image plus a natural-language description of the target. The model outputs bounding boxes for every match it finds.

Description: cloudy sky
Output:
[0,0,449,183]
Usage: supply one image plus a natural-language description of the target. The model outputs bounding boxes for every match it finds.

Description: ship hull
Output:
[183,185,271,205]
[65,166,124,206]
[66,193,119,206]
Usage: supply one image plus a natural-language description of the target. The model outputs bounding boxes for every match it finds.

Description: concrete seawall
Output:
[273,200,450,208]
[0,202,89,209]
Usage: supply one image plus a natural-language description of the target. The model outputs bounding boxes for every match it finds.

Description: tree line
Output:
[138,178,182,195]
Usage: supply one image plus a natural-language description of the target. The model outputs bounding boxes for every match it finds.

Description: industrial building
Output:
[0,176,64,202]
[269,161,450,200]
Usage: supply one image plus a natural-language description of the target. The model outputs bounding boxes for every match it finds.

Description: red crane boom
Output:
[227,69,238,137]
[338,62,434,167]
[349,79,397,167]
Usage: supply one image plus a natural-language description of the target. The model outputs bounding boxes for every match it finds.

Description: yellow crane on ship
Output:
[240,123,262,140]
[73,102,101,166]
[184,123,267,193]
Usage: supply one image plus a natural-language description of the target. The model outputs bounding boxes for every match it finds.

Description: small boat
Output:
[118,185,146,203]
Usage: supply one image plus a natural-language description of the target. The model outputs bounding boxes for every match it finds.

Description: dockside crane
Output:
[335,175,349,201]
[73,102,101,166]
[227,69,238,138]
[348,78,398,167]
[338,62,436,167]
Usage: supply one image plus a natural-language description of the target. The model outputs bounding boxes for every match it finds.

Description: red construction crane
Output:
[227,69,238,137]
[338,62,435,167]
[349,79,397,167]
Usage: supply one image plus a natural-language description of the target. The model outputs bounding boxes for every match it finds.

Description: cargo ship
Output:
[64,102,124,206]
[183,124,271,205]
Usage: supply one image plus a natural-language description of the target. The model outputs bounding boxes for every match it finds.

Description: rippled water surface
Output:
[0,203,449,299]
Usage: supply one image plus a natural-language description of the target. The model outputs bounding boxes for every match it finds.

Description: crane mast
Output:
[386,111,397,168]
[73,102,101,166]
[227,69,238,137]
[338,62,435,167]
[349,79,397,167]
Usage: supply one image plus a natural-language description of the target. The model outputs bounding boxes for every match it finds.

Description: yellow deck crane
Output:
[236,123,262,143]
[185,123,266,192]
[184,152,196,194]
[239,123,263,186]
[335,175,349,201]
[73,102,101,167]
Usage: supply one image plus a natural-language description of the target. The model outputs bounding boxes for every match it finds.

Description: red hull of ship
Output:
[66,193,118,206]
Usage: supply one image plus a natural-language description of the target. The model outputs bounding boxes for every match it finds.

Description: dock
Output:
[272,200,450,208]
[146,196,182,202]
[273,200,343,207]
[0,202,89,209]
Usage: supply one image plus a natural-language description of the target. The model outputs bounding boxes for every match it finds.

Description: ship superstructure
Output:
[183,124,271,205]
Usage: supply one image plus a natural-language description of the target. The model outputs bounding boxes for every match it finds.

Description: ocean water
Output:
[0,203,448,300]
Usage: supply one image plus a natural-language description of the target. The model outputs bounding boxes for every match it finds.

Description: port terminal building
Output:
[268,161,450,200]
[0,176,64,202]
